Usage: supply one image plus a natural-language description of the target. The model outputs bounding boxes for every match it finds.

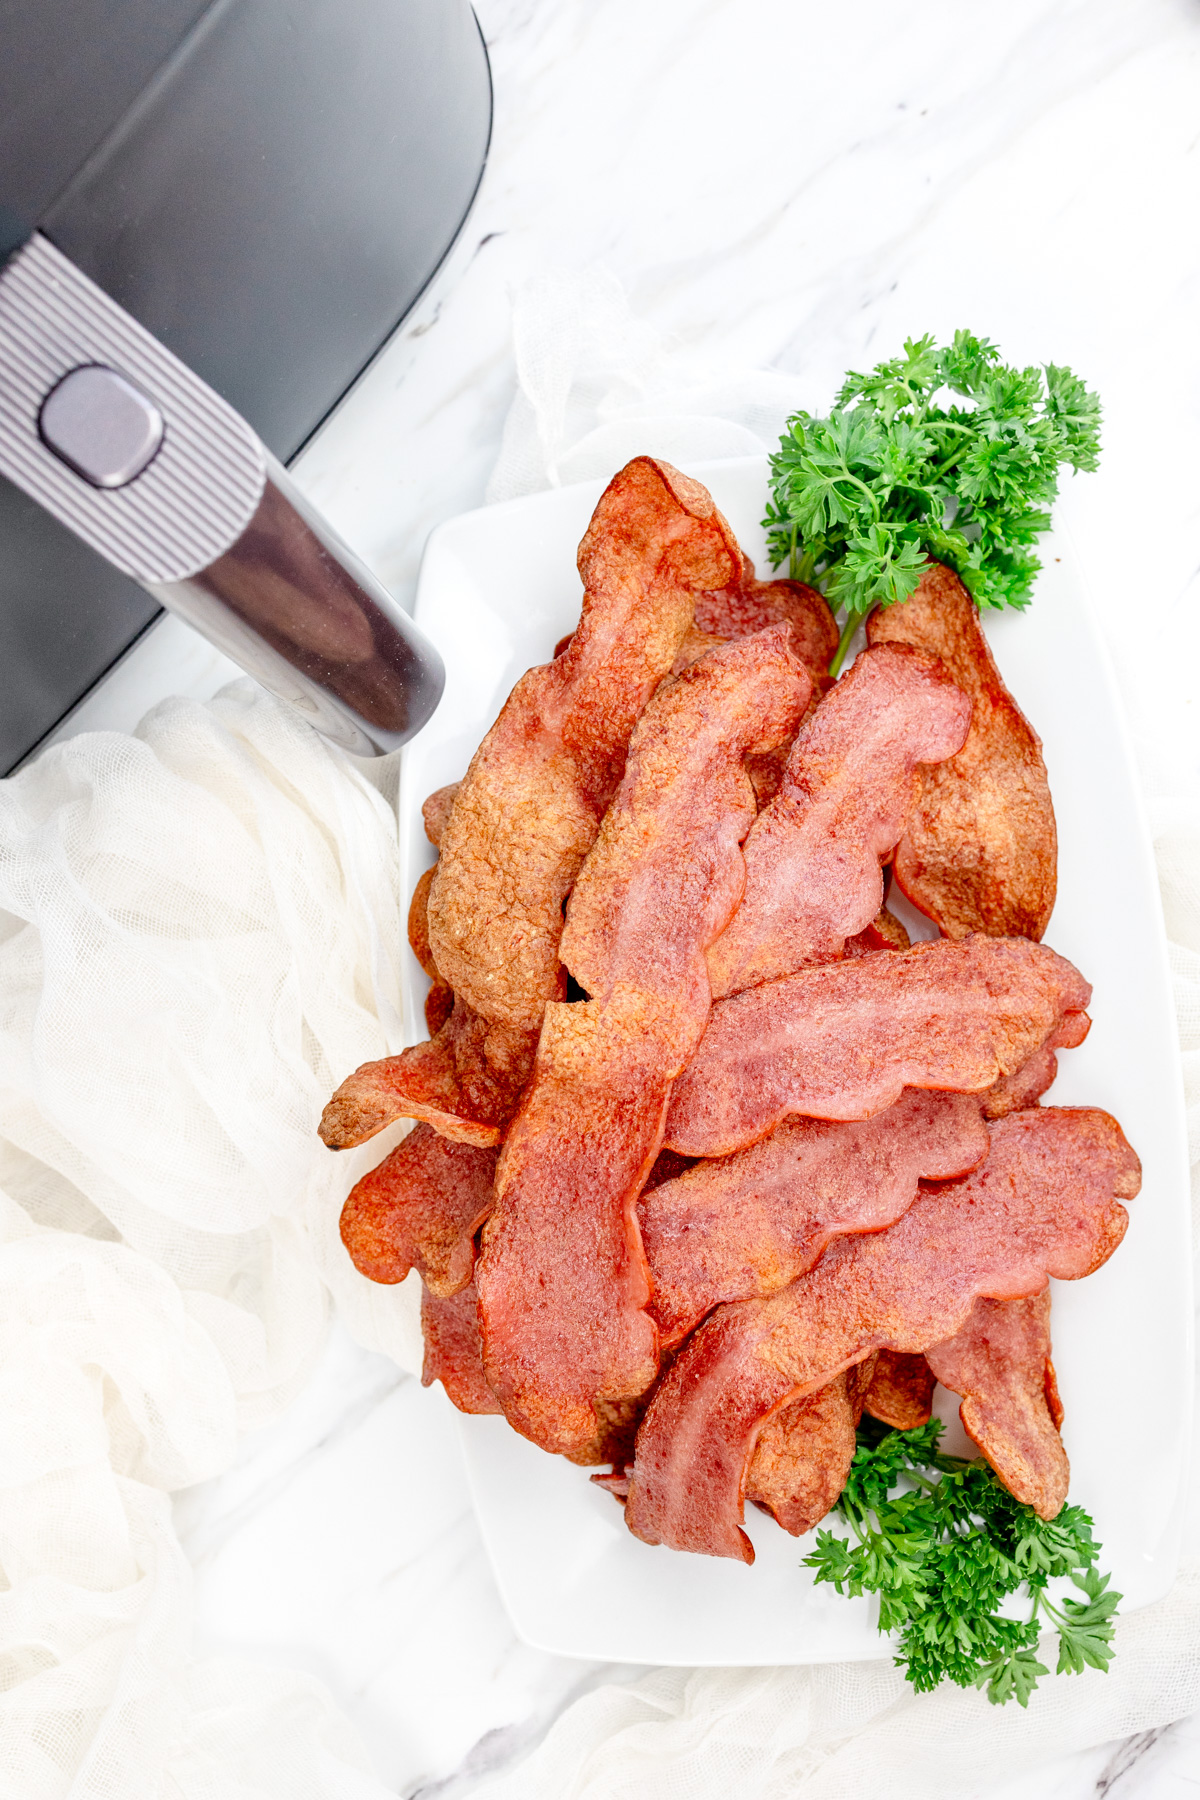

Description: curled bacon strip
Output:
[745,1358,878,1538]
[980,1041,1066,1119]
[477,630,811,1455]
[339,1124,497,1296]
[926,1291,1069,1519]
[694,554,837,684]
[480,994,671,1450]
[625,1107,1138,1560]
[559,630,811,1008]
[407,867,454,1036]
[325,459,750,1150]
[862,1351,936,1430]
[421,784,460,849]
[867,563,1057,940]
[319,1002,536,1150]
[421,1281,502,1415]
[664,935,1092,1158]
[707,643,971,998]
[427,457,745,1035]
[640,1087,989,1347]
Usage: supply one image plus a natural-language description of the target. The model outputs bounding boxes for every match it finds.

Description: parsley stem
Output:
[829,610,863,677]
[897,379,925,416]
[1036,1593,1074,1629]
[932,1452,973,1475]
[929,420,976,439]
[837,469,882,517]
[907,1472,941,1495]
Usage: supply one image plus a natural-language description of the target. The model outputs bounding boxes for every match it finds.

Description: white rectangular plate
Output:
[401,457,1192,1665]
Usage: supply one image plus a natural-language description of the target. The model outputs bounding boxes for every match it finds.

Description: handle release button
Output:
[39,364,165,489]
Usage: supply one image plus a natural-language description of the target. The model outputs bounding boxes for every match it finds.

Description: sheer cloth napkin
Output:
[1,270,1196,1797]
[0,689,419,1797]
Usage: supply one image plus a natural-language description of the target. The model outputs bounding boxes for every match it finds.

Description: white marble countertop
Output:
[61,1,1200,1793]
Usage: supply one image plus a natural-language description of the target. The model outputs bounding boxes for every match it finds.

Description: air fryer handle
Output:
[0,233,444,755]
[150,458,445,753]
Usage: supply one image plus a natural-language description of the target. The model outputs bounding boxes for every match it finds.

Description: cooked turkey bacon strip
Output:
[421,1281,502,1415]
[640,1087,989,1347]
[407,864,454,1037]
[480,998,670,1452]
[643,1050,1066,1348]
[745,1358,878,1538]
[866,563,1057,941]
[707,643,971,998]
[339,1124,497,1296]
[693,554,837,685]
[477,631,811,1455]
[665,934,1091,1157]
[319,1002,536,1150]
[426,457,745,1035]
[926,1291,1069,1520]
[625,1108,1138,1561]
[862,1350,936,1430]
[421,783,460,849]
[559,626,811,1006]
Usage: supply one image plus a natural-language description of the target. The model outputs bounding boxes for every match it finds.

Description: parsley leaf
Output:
[803,1418,1120,1706]
[765,331,1102,671]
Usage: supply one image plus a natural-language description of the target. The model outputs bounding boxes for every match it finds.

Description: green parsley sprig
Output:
[804,1418,1120,1706]
[764,331,1102,672]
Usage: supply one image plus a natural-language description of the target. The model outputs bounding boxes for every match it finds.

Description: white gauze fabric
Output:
[0,682,422,1798]
[486,269,809,506]
[465,270,1200,1798]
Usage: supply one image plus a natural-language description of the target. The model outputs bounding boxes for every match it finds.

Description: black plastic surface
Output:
[0,479,160,773]
[0,0,213,259]
[1,0,490,773]
[44,0,491,461]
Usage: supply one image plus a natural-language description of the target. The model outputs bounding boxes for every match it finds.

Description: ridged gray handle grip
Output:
[0,234,444,754]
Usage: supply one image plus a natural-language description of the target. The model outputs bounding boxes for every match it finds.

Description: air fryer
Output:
[0,0,492,768]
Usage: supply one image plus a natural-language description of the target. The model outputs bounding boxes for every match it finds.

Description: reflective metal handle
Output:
[0,233,444,754]
[150,457,443,754]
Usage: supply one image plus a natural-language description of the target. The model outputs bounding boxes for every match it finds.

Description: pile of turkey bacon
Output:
[320,457,1140,1563]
